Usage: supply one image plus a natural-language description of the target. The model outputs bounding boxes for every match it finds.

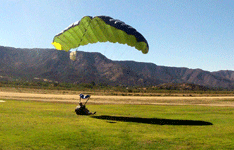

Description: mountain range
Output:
[0,46,234,89]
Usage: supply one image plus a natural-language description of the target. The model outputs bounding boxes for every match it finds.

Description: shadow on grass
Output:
[91,115,213,126]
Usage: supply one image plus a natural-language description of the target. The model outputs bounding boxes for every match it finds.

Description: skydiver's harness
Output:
[75,94,92,115]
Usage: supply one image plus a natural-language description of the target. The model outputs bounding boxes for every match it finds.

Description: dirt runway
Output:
[1,91,234,107]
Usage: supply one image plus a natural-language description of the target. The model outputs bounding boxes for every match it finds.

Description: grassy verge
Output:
[1,100,234,149]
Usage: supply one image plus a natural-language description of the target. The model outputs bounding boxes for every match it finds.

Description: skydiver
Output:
[75,94,96,115]
[75,102,96,115]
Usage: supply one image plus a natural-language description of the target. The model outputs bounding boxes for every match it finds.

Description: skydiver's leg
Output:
[84,108,96,115]
[87,111,96,115]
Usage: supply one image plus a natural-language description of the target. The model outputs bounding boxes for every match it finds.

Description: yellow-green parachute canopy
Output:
[52,16,149,54]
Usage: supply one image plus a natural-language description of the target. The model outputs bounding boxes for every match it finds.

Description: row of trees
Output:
[0,80,233,94]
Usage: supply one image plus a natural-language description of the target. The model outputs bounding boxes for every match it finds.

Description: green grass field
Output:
[1,100,234,150]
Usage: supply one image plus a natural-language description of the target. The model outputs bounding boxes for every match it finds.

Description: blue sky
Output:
[0,0,233,72]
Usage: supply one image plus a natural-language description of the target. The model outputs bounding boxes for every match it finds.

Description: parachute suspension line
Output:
[119,49,126,59]
[107,44,128,71]
[108,42,126,61]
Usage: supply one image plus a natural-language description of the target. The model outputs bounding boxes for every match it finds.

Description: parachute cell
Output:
[52,16,149,54]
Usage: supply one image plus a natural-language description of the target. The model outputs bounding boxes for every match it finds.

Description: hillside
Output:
[0,46,234,89]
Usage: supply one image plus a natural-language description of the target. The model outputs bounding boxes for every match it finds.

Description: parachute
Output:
[52,15,149,55]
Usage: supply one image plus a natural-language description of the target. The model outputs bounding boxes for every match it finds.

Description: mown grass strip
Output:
[1,100,234,149]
